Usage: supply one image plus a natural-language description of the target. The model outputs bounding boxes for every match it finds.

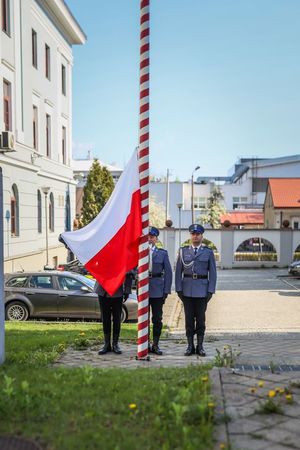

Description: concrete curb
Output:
[209,367,229,450]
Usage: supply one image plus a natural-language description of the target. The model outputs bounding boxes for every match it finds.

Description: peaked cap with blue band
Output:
[189,223,205,234]
[149,226,160,237]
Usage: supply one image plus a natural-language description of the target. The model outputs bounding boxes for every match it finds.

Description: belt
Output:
[183,274,208,279]
[149,272,164,278]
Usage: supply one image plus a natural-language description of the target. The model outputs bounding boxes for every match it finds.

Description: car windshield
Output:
[75,274,95,289]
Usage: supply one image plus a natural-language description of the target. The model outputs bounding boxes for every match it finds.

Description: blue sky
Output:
[67,0,300,180]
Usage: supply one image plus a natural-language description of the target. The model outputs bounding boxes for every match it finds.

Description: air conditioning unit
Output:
[1,131,15,152]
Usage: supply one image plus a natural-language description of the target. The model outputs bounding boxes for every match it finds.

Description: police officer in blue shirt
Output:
[175,224,217,356]
[148,226,172,355]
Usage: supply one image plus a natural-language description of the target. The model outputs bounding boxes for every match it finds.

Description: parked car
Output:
[288,260,300,276]
[4,271,137,322]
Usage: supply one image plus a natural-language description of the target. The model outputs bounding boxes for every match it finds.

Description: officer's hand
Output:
[123,293,129,303]
[177,291,184,301]
[206,292,213,303]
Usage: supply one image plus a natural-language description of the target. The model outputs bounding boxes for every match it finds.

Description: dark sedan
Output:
[4,271,137,322]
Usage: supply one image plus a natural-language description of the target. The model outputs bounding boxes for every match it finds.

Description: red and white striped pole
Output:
[137,0,150,359]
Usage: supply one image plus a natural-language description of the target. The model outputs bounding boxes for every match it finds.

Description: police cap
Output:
[149,226,160,237]
[189,224,205,234]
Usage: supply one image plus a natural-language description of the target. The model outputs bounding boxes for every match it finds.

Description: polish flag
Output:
[60,150,142,295]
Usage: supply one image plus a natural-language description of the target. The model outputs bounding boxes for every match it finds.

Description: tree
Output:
[149,194,165,228]
[81,160,115,226]
[200,187,225,229]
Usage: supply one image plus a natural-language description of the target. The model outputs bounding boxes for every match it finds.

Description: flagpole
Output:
[137,0,150,359]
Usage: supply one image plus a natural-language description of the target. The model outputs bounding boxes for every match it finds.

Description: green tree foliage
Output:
[149,194,166,228]
[200,187,225,229]
[81,160,115,226]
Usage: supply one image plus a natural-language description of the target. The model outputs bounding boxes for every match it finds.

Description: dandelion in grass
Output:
[201,376,208,382]
[208,402,215,408]
[79,332,85,336]
[279,388,285,395]
[129,403,137,409]
[285,394,293,403]
[268,390,276,398]
[219,444,225,449]
[257,381,264,388]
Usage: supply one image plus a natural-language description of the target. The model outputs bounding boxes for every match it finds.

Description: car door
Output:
[56,274,98,318]
[27,274,59,316]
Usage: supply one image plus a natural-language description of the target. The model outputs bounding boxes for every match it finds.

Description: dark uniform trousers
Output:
[98,296,123,337]
[149,297,164,338]
[182,296,207,337]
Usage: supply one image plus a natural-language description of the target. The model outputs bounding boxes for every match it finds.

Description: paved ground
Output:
[54,269,300,450]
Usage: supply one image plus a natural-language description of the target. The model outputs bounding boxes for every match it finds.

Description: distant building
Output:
[220,211,264,229]
[264,179,300,229]
[150,155,300,228]
[72,157,122,216]
[1,0,86,271]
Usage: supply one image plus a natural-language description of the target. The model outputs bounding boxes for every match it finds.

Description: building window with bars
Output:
[46,114,51,157]
[32,29,37,68]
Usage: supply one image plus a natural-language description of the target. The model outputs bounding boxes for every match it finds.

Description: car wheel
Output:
[121,306,127,323]
[5,301,29,321]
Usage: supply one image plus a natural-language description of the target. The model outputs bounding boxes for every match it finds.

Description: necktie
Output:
[194,247,198,255]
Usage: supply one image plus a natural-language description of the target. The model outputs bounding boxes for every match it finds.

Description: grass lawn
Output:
[0,322,214,450]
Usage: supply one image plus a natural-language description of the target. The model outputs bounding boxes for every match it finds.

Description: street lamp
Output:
[191,165,200,223]
[177,203,183,247]
[41,186,50,267]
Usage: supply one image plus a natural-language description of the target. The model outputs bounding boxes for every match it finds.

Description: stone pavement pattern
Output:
[211,368,300,450]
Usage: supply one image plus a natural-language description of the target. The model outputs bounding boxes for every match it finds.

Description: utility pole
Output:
[165,168,170,224]
[191,166,200,223]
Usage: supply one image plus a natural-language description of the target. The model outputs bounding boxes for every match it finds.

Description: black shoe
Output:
[112,342,122,354]
[196,345,206,357]
[152,344,163,355]
[98,342,111,355]
[184,337,195,356]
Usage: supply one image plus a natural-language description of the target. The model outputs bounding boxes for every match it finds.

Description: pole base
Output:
[135,355,151,361]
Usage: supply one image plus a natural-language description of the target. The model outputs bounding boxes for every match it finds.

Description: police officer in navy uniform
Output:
[148,226,172,355]
[94,274,133,355]
[175,224,217,356]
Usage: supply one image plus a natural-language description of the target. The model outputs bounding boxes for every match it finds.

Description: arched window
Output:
[11,184,19,236]
[37,190,42,233]
[65,193,71,231]
[49,192,54,231]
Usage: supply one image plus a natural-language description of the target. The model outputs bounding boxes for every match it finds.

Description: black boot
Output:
[152,336,163,355]
[112,335,122,354]
[196,335,206,357]
[98,334,111,355]
[184,336,195,356]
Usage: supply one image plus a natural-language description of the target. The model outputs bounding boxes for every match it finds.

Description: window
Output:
[2,0,10,35]
[193,197,206,209]
[3,79,11,131]
[62,126,66,164]
[46,114,51,157]
[58,276,86,291]
[37,190,42,233]
[33,106,38,150]
[6,276,28,288]
[49,192,54,231]
[294,222,299,230]
[45,44,50,79]
[11,184,19,236]
[65,194,71,231]
[61,64,66,95]
[29,275,53,289]
[32,29,37,68]
[233,196,248,209]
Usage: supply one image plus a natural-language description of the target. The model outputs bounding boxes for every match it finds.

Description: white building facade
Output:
[150,155,300,228]
[1,0,86,271]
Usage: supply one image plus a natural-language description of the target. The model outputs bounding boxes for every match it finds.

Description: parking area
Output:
[176,268,300,333]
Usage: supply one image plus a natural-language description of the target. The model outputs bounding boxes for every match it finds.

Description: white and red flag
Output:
[60,149,142,296]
